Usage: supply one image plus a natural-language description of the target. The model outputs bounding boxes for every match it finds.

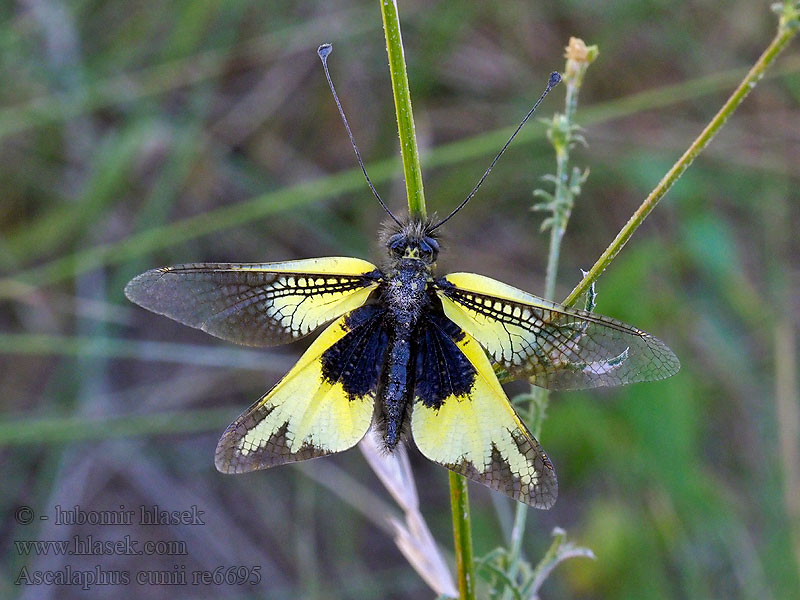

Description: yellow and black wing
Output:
[124,257,380,346]
[216,305,388,472]
[436,272,679,390]
[411,312,557,508]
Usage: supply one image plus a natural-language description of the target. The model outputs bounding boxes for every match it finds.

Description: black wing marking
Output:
[215,304,389,473]
[414,311,475,410]
[411,311,557,508]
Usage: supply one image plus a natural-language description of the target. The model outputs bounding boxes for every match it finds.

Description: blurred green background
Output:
[1,1,799,598]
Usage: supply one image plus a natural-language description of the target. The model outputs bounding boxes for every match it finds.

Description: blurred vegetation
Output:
[1,1,799,599]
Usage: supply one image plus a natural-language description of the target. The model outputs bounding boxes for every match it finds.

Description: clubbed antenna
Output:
[429,71,562,232]
[317,43,402,227]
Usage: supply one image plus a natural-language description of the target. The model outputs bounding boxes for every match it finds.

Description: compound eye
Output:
[420,237,438,259]
[388,236,406,257]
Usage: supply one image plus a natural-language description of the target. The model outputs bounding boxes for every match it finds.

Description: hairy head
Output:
[382,218,440,264]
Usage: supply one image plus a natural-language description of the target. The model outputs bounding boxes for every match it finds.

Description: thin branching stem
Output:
[504,40,595,598]
[502,5,798,595]
[543,73,581,301]
[563,4,799,307]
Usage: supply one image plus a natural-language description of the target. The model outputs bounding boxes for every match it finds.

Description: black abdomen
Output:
[381,320,414,449]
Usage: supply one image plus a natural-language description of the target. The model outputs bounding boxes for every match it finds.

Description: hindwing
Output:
[216,305,388,472]
[436,272,680,390]
[124,257,380,346]
[411,312,557,508]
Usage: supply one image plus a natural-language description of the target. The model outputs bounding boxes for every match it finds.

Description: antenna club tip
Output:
[549,71,562,87]
[317,43,332,60]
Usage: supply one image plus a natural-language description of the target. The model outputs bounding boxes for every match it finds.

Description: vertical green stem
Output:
[504,387,547,598]
[543,77,580,301]
[379,2,473,598]
[380,0,426,220]
[449,471,476,600]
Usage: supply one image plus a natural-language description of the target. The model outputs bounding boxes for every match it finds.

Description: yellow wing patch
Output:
[437,272,679,390]
[125,257,379,346]
[215,313,375,472]
[411,328,557,508]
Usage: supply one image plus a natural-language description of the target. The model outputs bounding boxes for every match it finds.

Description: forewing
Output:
[436,272,679,390]
[125,257,380,346]
[411,312,557,508]
[216,305,388,472]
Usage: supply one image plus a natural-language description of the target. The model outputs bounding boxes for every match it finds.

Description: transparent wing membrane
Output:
[437,272,679,390]
[124,257,379,347]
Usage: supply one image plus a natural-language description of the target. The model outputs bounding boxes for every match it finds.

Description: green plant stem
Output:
[543,78,581,301]
[563,14,798,308]
[380,0,426,220]
[379,2,473,598]
[449,471,476,600]
[503,390,546,598]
